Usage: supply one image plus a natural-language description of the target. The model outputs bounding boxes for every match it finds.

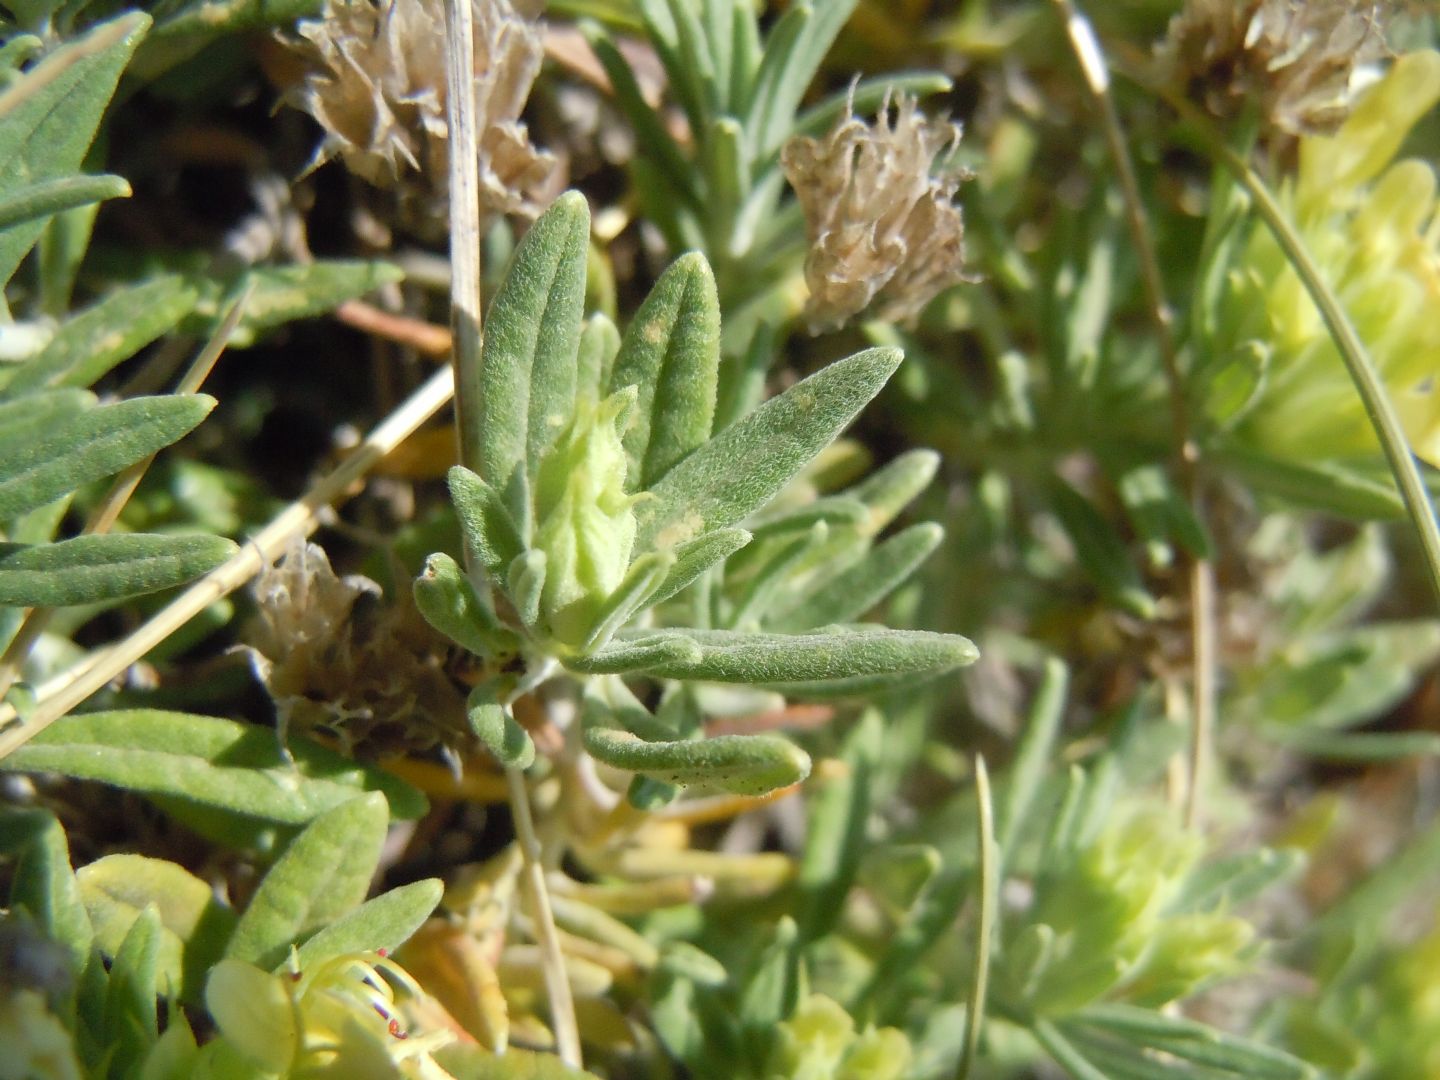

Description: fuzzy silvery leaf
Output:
[635,346,902,551]
[744,495,869,540]
[0,173,129,233]
[769,522,942,631]
[0,12,148,285]
[577,313,620,410]
[0,533,237,607]
[468,686,535,770]
[584,725,810,796]
[449,465,526,575]
[225,792,389,971]
[648,526,752,607]
[3,274,197,395]
[570,626,976,692]
[728,522,829,630]
[476,190,589,529]
[0,394,215,522]
[840,448,941,534]
[0,711,427,823]
[609,252,720,489]
[413,551,518,658]
[0,387,94,456]
[580,550,675,652]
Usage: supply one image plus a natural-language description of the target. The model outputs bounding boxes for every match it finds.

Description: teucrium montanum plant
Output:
[414,191,977,798]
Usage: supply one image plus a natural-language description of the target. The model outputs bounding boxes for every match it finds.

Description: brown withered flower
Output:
[280,0,558,228]
[1157,0,1390,137]
[781,91,972,333]
[245,540,470,756]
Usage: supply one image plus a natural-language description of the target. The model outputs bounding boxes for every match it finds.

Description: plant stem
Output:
[443,0,582,1066]
[1050,0,1217,827]
[957,755,996,1080]
[0,363,455,757]
[1130,70,1440,607]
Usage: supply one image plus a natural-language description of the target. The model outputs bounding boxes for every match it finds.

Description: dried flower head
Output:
[246,540,470,755]
[281,0,558,227]
[781,91,971,332]
[1157,0,1390,136]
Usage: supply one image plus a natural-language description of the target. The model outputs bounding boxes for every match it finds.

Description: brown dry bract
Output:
[782,91,971,333]
[1156,0,1390,137]
[280,0,558,229]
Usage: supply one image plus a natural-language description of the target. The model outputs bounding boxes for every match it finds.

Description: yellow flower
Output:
[1219,50,1440,466]
[204,950,456,1079]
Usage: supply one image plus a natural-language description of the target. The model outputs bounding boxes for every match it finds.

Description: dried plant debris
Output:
[1157,0,1391,136]
[782,91,972,333]
[279,0,559,231]
[246,540,469,755]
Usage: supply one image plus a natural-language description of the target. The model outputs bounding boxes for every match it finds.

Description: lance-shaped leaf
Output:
[0,387,95,455]
[468,686,534,770]
[104,906,162,1072]
[636,347,903,551]
[0,12,149,284]
[0,809,92,977]
[225,793,389,971]
[585,726,810,796]
[648,526,752,607]
[476,191,589,526]
[0,532,236,606]
[578,626,977,693]
[0,394,214,522]
[0,711,427,823]
[449,465,525,575]
[0,173,129,233]
[769,522,943,631]
[293,879,442,970]
[413,551,518,657]
[5,274,197,394]
[609,252,720,489]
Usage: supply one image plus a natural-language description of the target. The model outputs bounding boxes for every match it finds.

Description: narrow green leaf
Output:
[1271,728,1440,761]
[0,387,95,454]
[841,449,941,534]
[449,465,525,575]
[226,793,390,971]
[584,626,977,693]
[1033,1018,1111,1080]
[1216,444,1406,519]
[292,879,442,970]
[744,495,868,539]
[5,275,197,395]
[997,658,1069,860]
[508,548,547,630]
[792,73,952,142]
[1118,464,1212,566]
[1049,476,1156,619]
[770,522,943,630]
[0,808,92,977]
[797,710,878,941]
[0,532,236,606]
[477,191,589,525]
[1,711,428,823]
[104,906,161,1074]
[414,551,519,658]
[585,726,809,796]
[563,632,704,675]
[1076,1006,1315,1078]
[207,261,403,346]
[0,173,129,232]
[577,312,620,409]
[78,854,235,1002]
[729,522,827,630]
[582,551,675,651]
[0,12,149,284]
[648,527,751,607]
[636,347,903,551]
[746,0,859,161]
[468,690,535,770]
[609,252,720,489]
[0,394,214,522]
[737,916,801,1069]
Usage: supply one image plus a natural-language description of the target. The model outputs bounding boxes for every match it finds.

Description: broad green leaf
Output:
[574,626,977,693]
[769,522,942,630]
[104,906,162,1074]
[648,526,751,606]
[414,551,519,657]
[226,793,389,970]
[584,725,809,795]
[194,261,403,346]
[0,808,92,976]
[0,173,129,232]
[78,854,236,1002]
[476,191,589,526]
[0,12,149,284]
[609,252,720,489]
[0,532,236,606]
[636,347,903,551]
[449,465,525,575]
[1,711,427,823]
[0,387,95,453]
[0,394,214,522]
[5,274,198,394]
[292,879,442,970]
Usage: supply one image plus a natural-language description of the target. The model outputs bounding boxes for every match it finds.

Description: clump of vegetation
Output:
[0,1,1438,1077]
